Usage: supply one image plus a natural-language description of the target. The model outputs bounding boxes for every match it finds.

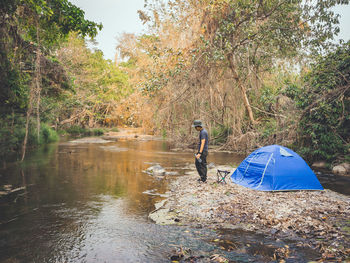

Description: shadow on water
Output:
[316,171,350,196]
[0,138,348,262]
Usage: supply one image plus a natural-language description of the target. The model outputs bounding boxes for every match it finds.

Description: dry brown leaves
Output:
[164,167,350,261]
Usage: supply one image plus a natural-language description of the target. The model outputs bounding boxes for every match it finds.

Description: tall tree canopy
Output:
[117,0,349,158]
[296,41,350,162]
[0,0,103,160]
[1,0,102,110]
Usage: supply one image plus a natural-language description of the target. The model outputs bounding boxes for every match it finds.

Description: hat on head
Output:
[192,120,203,127]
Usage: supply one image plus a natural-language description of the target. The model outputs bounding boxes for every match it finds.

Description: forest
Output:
[1,0,349,167]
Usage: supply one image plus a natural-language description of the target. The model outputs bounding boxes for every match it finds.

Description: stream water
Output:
[0,137,349,263]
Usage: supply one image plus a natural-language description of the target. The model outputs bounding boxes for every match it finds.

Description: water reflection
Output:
[0,138,346,262]
[0,139,221,262]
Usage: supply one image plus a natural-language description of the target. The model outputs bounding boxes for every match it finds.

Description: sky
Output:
[70,0,350,61]
[70,0,145,61]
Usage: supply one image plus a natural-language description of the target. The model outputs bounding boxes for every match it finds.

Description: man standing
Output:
[192,120,209,183]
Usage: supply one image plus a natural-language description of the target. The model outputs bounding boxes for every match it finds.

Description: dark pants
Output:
[195,151,208,182]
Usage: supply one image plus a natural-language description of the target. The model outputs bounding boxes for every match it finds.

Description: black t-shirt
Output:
[198,129,209,152]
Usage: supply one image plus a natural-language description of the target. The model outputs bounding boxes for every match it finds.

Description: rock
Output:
[210,254,228,262]
[332,165,347,175]
[149,208,178,225]
[154,199,167,210]
[208,163,216,169]
[271,228,279,235]
[142,190,169,197]
[339,163,350,172]
[312,161,327,169]
[3,185,12,191]
[146,164,166,176]
[165,171,179,176]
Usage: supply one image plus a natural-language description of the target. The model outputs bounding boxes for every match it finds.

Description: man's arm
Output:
[199,139,205,154]
[196,138,206,159]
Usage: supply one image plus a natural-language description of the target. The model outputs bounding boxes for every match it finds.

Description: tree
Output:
[129,0,349,148]
[56,33,130,128]
[0,0,102,160]
[295,41,350,162]
[199,0,347,125]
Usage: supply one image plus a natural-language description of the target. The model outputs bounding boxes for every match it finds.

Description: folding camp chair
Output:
[217,170,230,184]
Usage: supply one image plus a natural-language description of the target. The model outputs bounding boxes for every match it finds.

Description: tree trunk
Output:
[21,22,41,162]
[228,56,256,125]
[21,82,34,162]
[35,26,41,142]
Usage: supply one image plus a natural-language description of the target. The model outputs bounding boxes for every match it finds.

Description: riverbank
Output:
[102,128,162,141]
[150,164,350,262]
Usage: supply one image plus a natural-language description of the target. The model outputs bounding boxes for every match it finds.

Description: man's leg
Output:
[195,158,202,181]
[199,151,208,182]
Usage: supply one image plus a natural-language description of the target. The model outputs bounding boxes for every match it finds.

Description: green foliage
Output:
[161,129,167,139]
[211,125,232,145]
[64,126,104,136]
[20,0,102,46]
[0,115,58,160]
[119,58,136,69]
[92,128,104,136]
[0,0,104,157]
[251,83,281,117]
[64,125,87,135]
[296,42,350,162]
[55,33,131,127]
[1,0,103,108]
[260,119,277,139]
[41,123,59,143]
[283,83,300,101]
[142,72,169,95]
[131,0,348,143]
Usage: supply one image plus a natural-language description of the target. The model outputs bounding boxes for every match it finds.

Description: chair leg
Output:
[217,170,230,184]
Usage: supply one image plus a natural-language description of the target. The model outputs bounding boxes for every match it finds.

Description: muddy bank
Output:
[150,164,350,261]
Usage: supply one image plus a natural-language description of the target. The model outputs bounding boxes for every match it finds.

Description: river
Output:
[0,137,349,262]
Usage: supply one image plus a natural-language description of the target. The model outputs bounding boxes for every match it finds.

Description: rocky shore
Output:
[149,164,350,262]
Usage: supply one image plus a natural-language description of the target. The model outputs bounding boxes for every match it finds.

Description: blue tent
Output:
[231,145,323,191]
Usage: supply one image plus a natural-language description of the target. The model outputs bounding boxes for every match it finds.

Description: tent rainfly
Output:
[231,145,324,191]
